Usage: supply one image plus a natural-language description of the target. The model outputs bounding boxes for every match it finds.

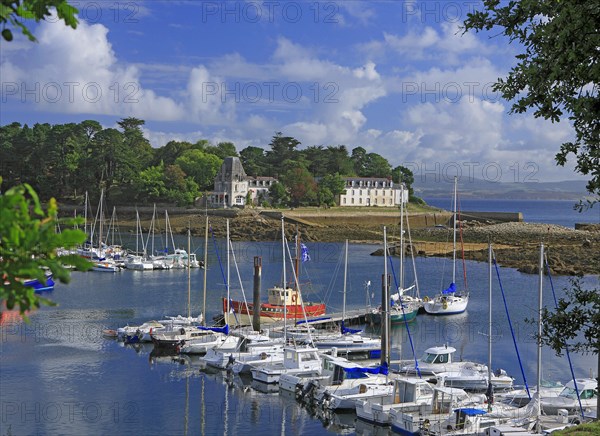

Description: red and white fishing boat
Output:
[223,222,326,325]
[223,284,326,325]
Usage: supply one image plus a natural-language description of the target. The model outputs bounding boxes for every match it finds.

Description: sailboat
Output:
[150,229,206,349]
[249,217,322,385]
[223,224,326,325]
[86,189,121,272]
[308,240,381,355]
[149,210,200,269]
[370,187,420,324]
[124,209,154,270]
[429,245,514,392]
[423,176,468,315]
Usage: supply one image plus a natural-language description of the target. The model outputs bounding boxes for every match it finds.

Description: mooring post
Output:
[252,256,262,332]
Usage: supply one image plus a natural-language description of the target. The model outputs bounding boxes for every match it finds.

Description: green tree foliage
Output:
[464,0,600,197]
[361,152,392,178]
[212,141,238,159]
[392,165,421,202]
[134,162,199,205]
[317,186,334,207]
[0,120,218,205]
[0,180,90,317]
[0,122,28,186]
[301,145,355,178]
[351,146,368,175]
[267,181,289,208]
[165,165,199,205]
[43,123,85,199]
[117,117,154,176]
[240,146,269,177]
[0,0,78,42]
[319,173,346,202]
[281,166,318,207]
[325,145,354,175]
[174,149,222,191]
[301,146,328,178]
[135,164,167,202]
[536,278,599,414]
[0,122,411,207]
[265,132,301,176]
[85,127,126,198]
[152,140,192,166]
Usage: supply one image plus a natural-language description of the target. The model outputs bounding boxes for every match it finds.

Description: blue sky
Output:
[0,1,585,184]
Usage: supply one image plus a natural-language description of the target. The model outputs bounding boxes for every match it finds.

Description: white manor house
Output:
[207,157,407,208]
[339,177,407,207]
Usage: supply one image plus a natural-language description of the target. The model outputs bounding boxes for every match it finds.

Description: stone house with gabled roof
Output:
[208,156,277,207]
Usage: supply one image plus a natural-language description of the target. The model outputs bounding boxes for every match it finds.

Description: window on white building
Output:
[351,198,354,204]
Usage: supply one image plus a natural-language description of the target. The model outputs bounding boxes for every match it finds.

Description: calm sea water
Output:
[423,198,599,228]
[1,239,598,435]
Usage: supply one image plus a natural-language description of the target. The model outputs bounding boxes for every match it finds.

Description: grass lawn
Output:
[552,421,600,434]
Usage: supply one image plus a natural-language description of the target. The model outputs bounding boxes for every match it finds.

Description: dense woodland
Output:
[0,117,417,207]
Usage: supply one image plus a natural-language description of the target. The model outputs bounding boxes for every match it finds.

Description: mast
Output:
[135,209,140,255]
[187,228,191,318]
[225,220,230,326]
[111,206,117,246]
[399,185,405,292]
[536,243,544,433]
[98,189,104,255]
[281,216,287,343]
[165,210,168,254]
[84,191,88,239]
[488,243,493,411]
[151,204,156,256]
[294,227,300,291]
[202,215,208,325]
[342,239,348,325]
[381,226,390,367]
[452,176,457,284]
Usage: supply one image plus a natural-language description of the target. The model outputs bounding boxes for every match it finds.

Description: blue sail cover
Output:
[442,282,456,294]
[197,324,229,335]
[455,408,487,416]
[340,321,362,335]
[343,362,388,375]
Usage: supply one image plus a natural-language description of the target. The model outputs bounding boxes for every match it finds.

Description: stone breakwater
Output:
[114,210,599,276]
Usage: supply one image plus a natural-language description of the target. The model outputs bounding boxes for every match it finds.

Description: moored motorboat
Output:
[251,345,322,384]
[540,378,598,415]
[23,272,55,293]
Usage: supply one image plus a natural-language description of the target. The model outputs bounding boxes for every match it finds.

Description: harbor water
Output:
[1,236,598,435]
[423,198,599,228]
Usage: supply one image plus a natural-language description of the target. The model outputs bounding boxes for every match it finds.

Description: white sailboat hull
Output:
[423,294,468,315]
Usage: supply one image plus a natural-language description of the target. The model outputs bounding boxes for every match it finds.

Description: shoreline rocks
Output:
[107,210,600,276]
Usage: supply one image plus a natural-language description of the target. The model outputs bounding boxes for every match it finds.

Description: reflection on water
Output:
[1,240,597,435]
